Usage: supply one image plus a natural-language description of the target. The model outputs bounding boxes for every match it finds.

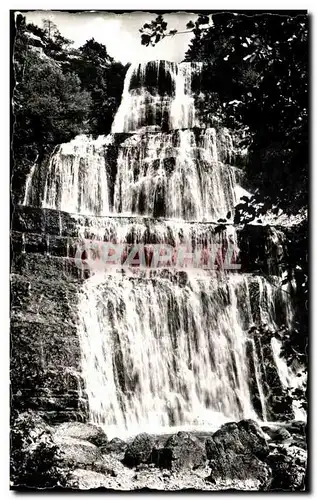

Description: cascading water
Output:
[24,135,113,215]
[23,130,239,221]
[77,272,293,438]
[23,61,241,221]
[22,60,301,437]
[113,129,238,220]
[111,61,201,133]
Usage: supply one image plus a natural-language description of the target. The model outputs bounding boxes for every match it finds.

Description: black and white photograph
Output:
[10,8,308,492]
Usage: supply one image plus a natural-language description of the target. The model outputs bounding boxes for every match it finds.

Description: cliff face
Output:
[11,206,89,423]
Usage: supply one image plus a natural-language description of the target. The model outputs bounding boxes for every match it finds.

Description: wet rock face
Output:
[123,433,156,467]
[153,431,207,471]
[10,277,88,423]
[205,420,272,490]
[10,205,90,424]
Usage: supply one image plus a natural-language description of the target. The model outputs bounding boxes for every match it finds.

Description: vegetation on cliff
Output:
[12,14,127,201]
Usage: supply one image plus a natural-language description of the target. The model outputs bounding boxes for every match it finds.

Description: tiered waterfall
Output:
[23,61,301,437]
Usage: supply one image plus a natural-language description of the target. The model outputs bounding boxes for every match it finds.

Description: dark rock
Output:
[206,420,270,460]
[267,392,295,422]
[286,420,306,435]
[263,421,307,450]
[267,445,307,491]
[123,433,156,467]
[10,314,88,422]
[102,437,127,454]
[24,232,47,254]
[11,252,85,282]
[53,422,108,447]
[12,394,87,413]
[245,339,267,419]
[262,425,291,443]
[163,157,176,175]
[38,410,88,425]
[11,320,81,370]
[11,274,79,325]
[10,411,62,488]
[153,431,206,471]
[205,419,272,490]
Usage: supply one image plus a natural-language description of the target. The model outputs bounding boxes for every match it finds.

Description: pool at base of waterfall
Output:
[94,411,237,441]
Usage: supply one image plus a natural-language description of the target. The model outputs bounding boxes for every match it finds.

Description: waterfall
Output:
[271,337,306,421]
[43,135,112,215]
[24,135,112,215]
[111,61,201,133]
[21,60,300,436]
[77,272,293,438]
[23,127,239,221]
[23,154,38,206]
[22,60,239,221]
[113,129,237,220]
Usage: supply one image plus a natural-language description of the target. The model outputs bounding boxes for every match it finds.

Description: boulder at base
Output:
[123,433,156,467]
[205,419,271,490]
[10,411,62,488]
[53,422,108,447]
[102,437,128,455]
[53,435,103,468]
[267,444,307,491]
[153,431,206,470]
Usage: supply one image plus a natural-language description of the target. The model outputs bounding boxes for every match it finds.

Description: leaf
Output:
[155,34,161,44]
[197,15,209,25]
[226,211,231,219]
[186,21,195,29]
[169,29,178,36]
[141,34,151,46]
